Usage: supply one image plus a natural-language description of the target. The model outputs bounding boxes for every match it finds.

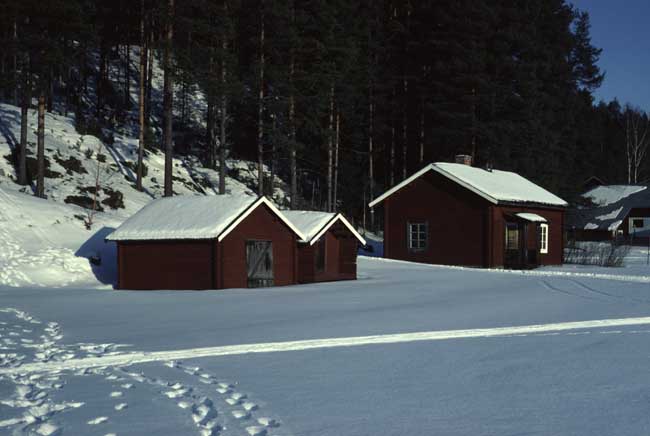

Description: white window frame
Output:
[629,217,649,234]
[539,223,549,254]
[407,222,428,252]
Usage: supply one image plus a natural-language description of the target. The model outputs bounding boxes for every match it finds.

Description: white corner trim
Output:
[368,164,435,208]
[217,197,306,242]
[308,214,367,246]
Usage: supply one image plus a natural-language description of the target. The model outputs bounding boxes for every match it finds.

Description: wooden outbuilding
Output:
[107,195,305,290]
[284,211,366,283]
[369,157,568,269]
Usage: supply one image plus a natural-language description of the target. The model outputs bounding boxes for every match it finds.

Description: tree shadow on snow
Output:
[75,226,118,288]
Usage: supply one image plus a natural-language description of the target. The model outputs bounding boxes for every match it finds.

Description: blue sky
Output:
[571,0,650,110]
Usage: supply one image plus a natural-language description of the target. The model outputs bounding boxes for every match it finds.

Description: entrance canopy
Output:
[514,213,547,223]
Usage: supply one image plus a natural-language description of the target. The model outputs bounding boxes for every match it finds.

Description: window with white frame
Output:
[538,223,549,254]
[408,222,428,251]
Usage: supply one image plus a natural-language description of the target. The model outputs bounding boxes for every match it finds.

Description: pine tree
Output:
[163,0,174,197]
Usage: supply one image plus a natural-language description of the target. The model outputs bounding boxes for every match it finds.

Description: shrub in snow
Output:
[564,241,630,267]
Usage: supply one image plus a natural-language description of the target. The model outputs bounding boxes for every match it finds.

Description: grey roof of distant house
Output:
[567,185,650,232]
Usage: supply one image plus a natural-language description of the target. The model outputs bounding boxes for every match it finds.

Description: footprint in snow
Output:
[34,422,61,436]
[246,426,267,436]
[232,410,251,420]
[87,416,109,425]
[257,417,279,428]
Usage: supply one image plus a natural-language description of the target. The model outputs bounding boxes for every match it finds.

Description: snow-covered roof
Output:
[568,185,650,232]
[283,211,366,245]
[515,213,547,223]
[582,185,647,207]
[369,163,568,208]
[107,195,305,241]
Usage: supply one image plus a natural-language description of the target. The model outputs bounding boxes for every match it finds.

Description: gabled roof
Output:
[569,185,650,232]
[582,185,647,207]
[283,210,366,245]
[107,195,305,242]
[369,163,568,208]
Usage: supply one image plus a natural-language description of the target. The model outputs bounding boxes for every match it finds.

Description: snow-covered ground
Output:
[2,253,650,435]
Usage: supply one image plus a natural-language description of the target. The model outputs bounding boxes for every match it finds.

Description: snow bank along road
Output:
[4,315,650,376]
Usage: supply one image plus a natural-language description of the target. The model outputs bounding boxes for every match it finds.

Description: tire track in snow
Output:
[5,316,650,376]
[538,279,606,301]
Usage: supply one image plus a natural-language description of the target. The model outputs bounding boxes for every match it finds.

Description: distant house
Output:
[107,195,305,290]
[568,185,650,243]
[284,211,366,283]
[369,156,568,269]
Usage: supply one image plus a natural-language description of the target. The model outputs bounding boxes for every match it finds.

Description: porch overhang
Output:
[514,213,547,223]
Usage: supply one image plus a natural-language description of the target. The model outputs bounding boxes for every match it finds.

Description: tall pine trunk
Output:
[333,112,340,212]
[207,94,216,169]
[402,78,408,179]
[12,19,18,106]
[47,67,54,112]
[419,102,424,164]
[368,83,374,230]
[18,65,30,186]
[125,44,130,109]
[136,1,146,191]
[145,30,154,130]
[163,0,174,197]
[326,84,334,212]
[257,0,265,196]
[36,94,45,198]
[219,29,228,195]
[288,0,297,209]
[97,40,107,118]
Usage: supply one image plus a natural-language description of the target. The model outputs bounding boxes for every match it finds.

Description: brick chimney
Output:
[455,154,473,166]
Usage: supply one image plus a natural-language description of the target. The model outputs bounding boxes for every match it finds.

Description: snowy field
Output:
[2,255,650,436]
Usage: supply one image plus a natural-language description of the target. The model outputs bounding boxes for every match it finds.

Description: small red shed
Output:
[107,195,305,290]
[369,158,568,269]
[284,211,366,283]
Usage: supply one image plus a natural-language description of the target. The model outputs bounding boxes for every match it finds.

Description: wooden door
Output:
[246,240,274,288]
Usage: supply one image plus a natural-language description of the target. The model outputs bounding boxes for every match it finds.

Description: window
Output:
[633,218,644,228]
[408,222,428,251]
[505,224,519,250]
[538,223,549,254]
[315,238,326,273]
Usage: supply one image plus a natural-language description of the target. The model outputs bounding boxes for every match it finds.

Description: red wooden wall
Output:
[117,203,298,290]
[384,171,490,267]
[117,240,214,290]
[297,221,358,283]
[217,203,297,289]
[382,170,565,268]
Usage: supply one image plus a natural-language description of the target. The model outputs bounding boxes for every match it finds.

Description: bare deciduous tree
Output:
[625,106,650,184]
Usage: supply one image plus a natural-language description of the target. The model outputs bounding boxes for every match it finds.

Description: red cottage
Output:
[284,211,366,283]
[369,157,568,269]
[107,195,305,290]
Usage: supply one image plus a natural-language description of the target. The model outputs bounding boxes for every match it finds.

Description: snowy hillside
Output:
[0,101,291,288]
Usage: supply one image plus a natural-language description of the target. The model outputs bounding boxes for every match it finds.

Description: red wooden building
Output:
[369,157,568,269]
[284,211,366,283]
[107,195,305,290]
